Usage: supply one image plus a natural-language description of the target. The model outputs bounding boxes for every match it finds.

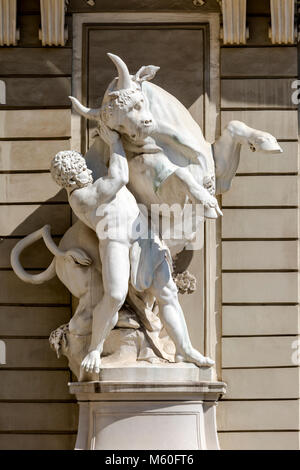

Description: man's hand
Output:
[98,122,120,147]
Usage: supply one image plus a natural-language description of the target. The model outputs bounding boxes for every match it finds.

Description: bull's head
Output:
[69,53,159,143]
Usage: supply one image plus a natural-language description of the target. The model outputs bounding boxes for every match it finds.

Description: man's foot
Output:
[175,349,215,368]
[81,350,101,374]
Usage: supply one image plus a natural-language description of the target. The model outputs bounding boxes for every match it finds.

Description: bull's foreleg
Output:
[158,167,222,219]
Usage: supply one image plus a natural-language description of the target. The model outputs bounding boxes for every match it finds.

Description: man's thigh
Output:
[99,240,130,293]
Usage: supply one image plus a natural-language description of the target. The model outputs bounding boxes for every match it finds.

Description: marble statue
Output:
[50,124,215,373]
[11,53,283,381]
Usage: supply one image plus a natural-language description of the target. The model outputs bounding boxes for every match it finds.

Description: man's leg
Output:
[150,260,214,367]
[81,240,130,373]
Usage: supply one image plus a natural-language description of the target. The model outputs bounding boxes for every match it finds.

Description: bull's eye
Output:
[134,103,141,111]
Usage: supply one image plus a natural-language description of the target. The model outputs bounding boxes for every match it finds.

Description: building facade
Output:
[0,0,299,450]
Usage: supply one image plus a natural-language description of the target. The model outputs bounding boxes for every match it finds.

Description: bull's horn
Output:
[107,53,131,90]
[69,96,100,121]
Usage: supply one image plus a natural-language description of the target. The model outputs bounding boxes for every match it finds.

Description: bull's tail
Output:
[11,224,92,285]
[11,225,59,285]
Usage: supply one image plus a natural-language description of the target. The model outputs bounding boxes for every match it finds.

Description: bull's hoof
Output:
[204,207,218,219]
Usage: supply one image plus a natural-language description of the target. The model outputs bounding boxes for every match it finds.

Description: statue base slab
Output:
[69,364,226,450]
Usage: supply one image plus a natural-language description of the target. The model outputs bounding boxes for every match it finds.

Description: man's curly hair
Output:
[51,150,87,188]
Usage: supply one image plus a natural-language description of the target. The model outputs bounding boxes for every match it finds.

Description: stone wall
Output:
[0,0,77,450]
[217,6,300,450]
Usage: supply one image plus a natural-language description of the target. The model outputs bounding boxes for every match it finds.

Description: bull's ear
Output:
[135,65,160,83]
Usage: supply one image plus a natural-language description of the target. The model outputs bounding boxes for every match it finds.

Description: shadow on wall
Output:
[1,190,71,305]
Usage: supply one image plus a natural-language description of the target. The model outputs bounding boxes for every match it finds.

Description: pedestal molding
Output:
[70,379,227,401]
[70,379,226,450]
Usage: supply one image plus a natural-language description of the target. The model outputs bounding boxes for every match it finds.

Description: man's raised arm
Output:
[94,124,129,202]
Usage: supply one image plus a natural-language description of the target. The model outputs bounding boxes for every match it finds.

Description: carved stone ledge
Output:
[39,0,68,46]
[0,0,19,46]
[269,0,296,44]
[219,0,248,45]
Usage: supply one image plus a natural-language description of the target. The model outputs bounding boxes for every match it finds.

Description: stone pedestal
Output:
[69,364,226,450]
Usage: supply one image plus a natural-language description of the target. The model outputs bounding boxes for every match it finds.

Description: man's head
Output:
[51,150,93,189]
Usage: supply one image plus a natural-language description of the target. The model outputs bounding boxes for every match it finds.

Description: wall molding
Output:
[269,0,296,44]
[219,0,248,45]
[39,0,68,46]
[0,0,19,46]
